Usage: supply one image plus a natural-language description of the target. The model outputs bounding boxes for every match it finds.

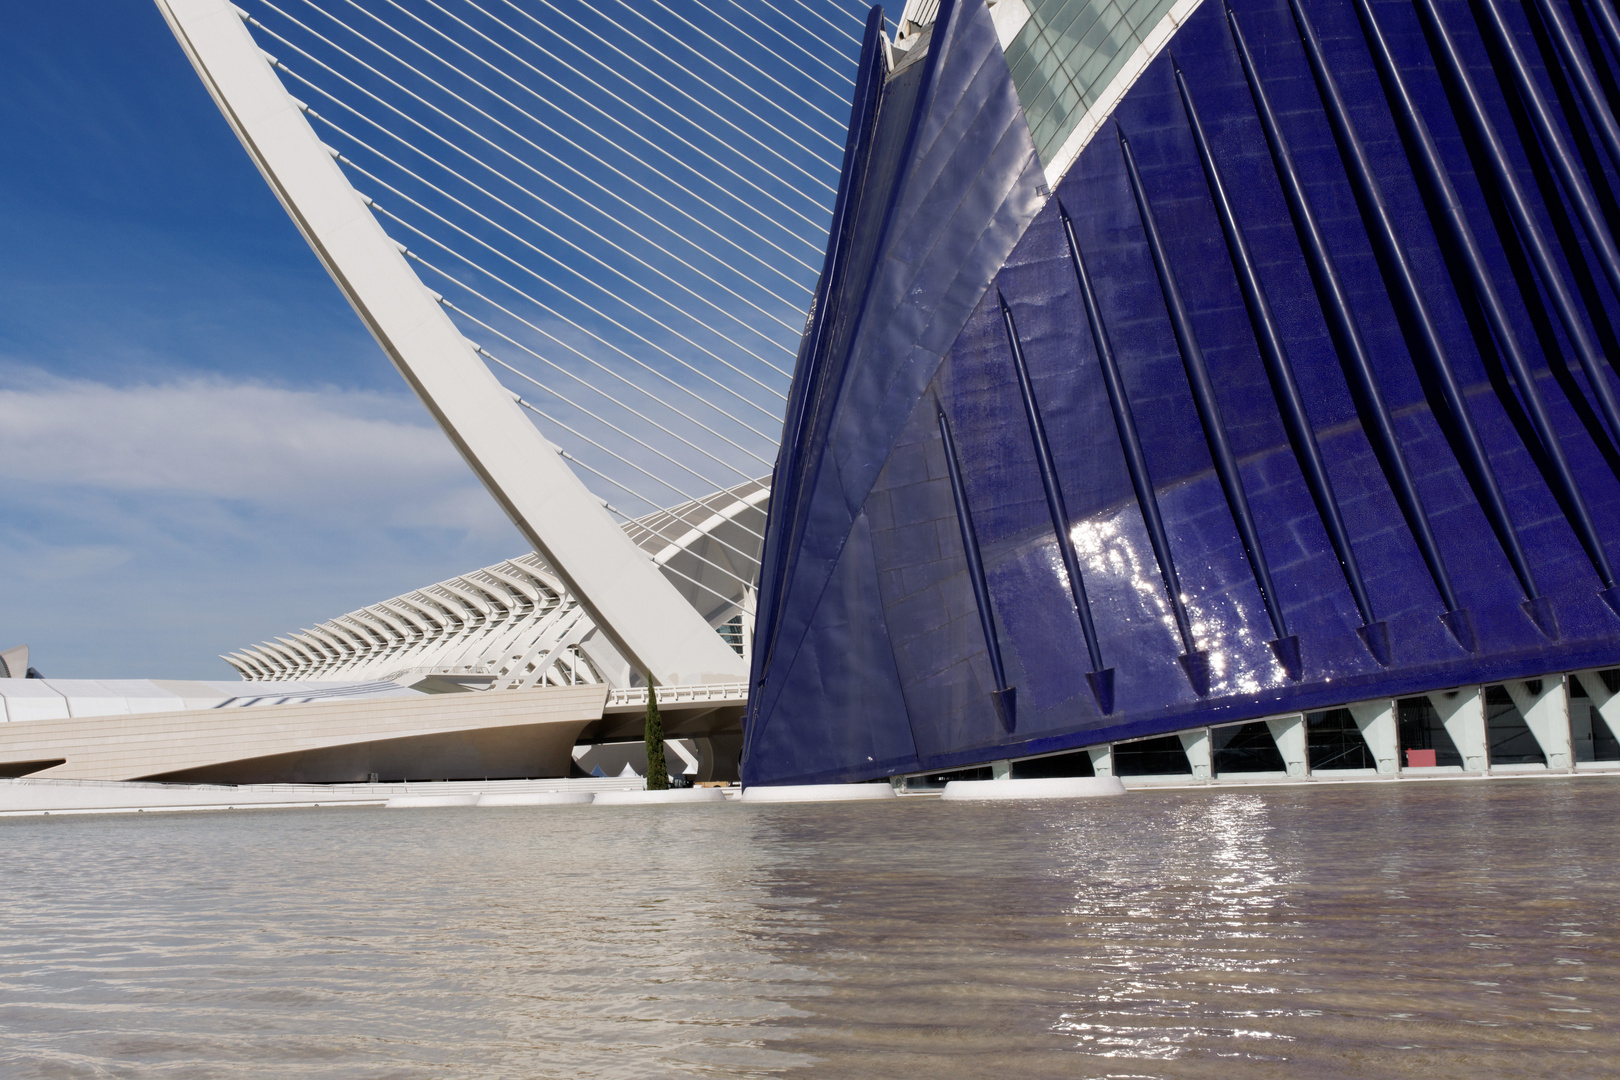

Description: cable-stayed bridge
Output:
[155,0,873,691]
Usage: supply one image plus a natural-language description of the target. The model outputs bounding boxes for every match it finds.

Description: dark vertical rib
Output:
[997,291,1116,712]
[936,403,1017,731]
[1287,0,1556,640]
[1174,63,1391,665]
[1571,0,1620,120]
[1418,0,1620,458]
[1527,0,1620,295]
[1481,0,1620,479]
[1116,128,1302,680]
[1530,0,1620,173]
[1582,0,1620,77]
[1227,8,1474,652]
[1058,201,1211,696]
[1476,0,1620,315]
[1353,0,1620,610]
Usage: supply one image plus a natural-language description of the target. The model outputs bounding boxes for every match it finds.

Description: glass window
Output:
[1485,685,1546,766]
[1396,695,1462,767]
[1124,0,1178,33]
[1212,722,1286,774]
[1052,2,1107,52]
[902,764,993,791]
[1306,708,1376,770]
[1011,750,1096,778]
[1112,734,1192,775]
[1570,674,1620,762]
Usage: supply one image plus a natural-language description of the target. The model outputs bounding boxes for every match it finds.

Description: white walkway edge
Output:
[386,794,480,808]
[740,784,896,803]
[476,791,594,806]
[940,777,1127,800]
[592,788,728,805]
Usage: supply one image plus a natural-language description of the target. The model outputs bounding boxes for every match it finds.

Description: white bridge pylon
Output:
[155,0,747,685]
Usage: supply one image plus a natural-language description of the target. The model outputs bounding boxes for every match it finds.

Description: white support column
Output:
[990,759,1012,780]
[1087,745,1113,777]
[1429,687,1487,773]
[1504,677,1572,771]
[1348,699,1398,776]
[1265,714,1308,778]
[152,0,745,686]
[1178,728,1211,782]
[1575,669,1620,749]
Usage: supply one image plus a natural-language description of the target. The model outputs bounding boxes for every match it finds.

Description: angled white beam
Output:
[436,580,495,619]
[350,610,405,647]
[482,563,543,607]
[225,652,266,679]
[380,600,433,637]
[294,631,341,663]
[397,594,453,630]
[222,653,256,678]
[154,0,745,685]
[312,623,361,659]
[335,616,385,651]
[276,636,322,668]
[257,641,302,675]
[360,606,414,642]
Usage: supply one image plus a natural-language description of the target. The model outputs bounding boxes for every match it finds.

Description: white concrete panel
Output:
[988,0,1032,48]
[1265,714,1308,777]
[149,680,237,710]
[1429,688,1487,773]
[152,0,745,687]
[1177,729,1211,781]
[0,681,68,723]
[45,681,134,720]
[1505,677,1572,770]
[101,681,187,714]
[1348,700,1398,776]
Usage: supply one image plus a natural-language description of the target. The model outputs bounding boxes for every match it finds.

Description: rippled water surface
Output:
[2,778,1617,1078]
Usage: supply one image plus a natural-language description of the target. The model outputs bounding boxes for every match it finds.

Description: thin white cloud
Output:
[0,370,530,678]
[0,372,508,532]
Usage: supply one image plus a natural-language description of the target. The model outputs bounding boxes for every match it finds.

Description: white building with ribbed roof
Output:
[225,481,767,694]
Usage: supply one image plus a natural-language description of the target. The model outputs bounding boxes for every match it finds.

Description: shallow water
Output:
[0,778,1616,1078]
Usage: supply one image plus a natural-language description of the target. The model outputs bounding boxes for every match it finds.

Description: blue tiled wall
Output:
[744,0,1620,785]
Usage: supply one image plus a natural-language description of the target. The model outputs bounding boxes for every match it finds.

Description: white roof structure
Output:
[226,481,768,690]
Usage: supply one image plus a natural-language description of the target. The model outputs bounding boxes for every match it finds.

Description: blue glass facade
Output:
[744,0,1620,786]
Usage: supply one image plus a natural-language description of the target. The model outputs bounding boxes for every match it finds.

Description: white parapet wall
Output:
[0,684,608,784]
[0,775,643,816]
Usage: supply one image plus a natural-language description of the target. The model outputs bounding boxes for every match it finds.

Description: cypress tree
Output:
[643,681,668,790]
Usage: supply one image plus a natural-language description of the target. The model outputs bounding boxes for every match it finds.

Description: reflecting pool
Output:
[1,778,1616,1077]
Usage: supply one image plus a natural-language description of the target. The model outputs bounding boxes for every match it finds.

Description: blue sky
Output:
[0,1,865,679]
